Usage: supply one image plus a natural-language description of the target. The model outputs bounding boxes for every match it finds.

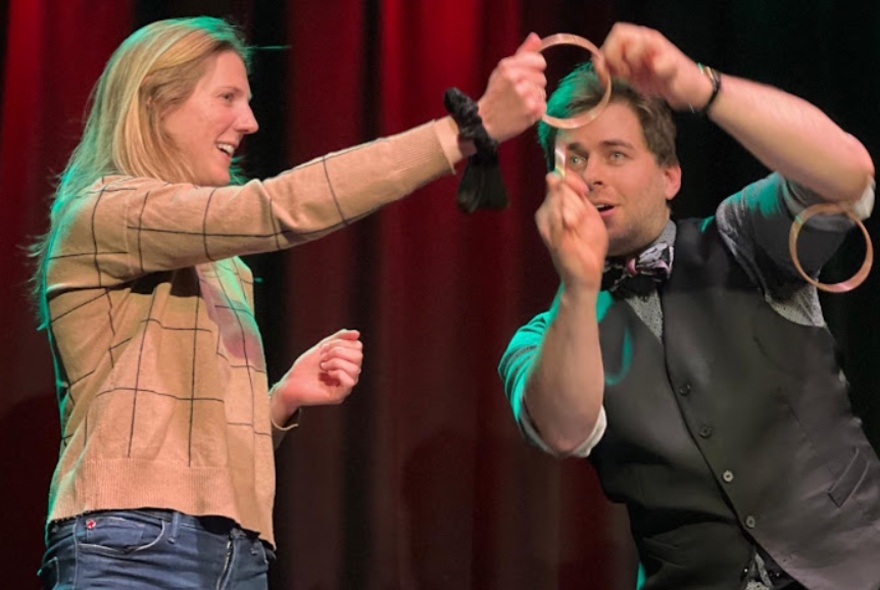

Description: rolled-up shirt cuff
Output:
[520,405,607,458]
[784,177,875,229]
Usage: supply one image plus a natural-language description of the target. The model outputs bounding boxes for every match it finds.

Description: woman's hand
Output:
[270,329,364,424]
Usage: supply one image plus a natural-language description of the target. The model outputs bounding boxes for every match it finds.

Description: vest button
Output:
[722,470,734,483]
[678,383,691,396]
[699,425,713,438]
[745,515,756,529]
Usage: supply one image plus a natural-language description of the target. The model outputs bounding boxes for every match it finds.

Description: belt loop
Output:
[168,510,181,544]
[230,524,242,541]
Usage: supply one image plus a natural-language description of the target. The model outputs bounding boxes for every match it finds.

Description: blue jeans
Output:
[38,509,275,589]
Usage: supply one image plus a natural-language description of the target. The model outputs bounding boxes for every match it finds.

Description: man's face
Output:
[161,50,259,186]
[556,101,681,257]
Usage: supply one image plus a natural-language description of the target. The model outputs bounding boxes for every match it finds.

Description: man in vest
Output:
[499,23,880,590]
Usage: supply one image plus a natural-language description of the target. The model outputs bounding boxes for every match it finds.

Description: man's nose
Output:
[580,161,604,192]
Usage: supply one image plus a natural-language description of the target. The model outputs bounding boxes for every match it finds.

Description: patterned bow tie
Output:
[601,242,674,295]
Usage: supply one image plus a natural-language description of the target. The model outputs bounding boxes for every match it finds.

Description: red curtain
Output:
[273,2,628,588]
[4,1,878,589]
[0,1,135,587]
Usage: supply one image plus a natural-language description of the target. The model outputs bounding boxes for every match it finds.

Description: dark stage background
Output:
[2,1,879,588]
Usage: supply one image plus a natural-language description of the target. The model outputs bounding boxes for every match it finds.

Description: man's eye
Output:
[568,154,586,169]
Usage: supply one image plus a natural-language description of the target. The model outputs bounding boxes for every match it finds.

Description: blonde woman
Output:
[34,16,546,589]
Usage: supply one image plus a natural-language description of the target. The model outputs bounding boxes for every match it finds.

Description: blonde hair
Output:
[30,16,252,326]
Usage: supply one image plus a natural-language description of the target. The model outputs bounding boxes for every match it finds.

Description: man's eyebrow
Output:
[599,139,636,150]
[564,139,636,152]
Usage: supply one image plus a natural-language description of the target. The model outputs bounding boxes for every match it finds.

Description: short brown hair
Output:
[538,62,679,170]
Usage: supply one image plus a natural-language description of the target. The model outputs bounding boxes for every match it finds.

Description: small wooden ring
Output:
[788,202,873,293]
[539,33,612,129]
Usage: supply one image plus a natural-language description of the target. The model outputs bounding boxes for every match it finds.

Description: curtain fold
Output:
[0,3,134,587]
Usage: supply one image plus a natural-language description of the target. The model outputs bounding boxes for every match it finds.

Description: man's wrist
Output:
[689,64,722,116]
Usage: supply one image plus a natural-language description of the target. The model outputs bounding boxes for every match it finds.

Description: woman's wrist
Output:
[269,390,302,431]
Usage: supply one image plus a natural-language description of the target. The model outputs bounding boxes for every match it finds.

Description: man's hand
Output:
[600,23,873,202]
[601,23,714,112]
[536,172,608,293]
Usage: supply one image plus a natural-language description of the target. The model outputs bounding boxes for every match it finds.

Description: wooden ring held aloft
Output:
[539,33,612,129]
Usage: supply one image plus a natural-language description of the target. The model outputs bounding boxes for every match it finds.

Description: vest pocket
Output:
[829,448,867,507]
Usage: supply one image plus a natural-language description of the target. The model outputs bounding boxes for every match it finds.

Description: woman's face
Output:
[161,50,258,186]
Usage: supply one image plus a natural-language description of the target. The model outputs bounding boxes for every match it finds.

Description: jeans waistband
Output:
[49,509,245,538]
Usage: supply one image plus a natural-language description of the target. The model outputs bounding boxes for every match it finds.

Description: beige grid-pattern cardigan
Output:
[43,121,454,546]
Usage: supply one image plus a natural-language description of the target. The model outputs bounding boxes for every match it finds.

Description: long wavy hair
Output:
[30,16,252,328]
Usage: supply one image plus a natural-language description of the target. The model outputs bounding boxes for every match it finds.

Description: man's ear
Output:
[663,164,682,201]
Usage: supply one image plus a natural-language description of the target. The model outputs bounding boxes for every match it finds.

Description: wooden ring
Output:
[788,202,873,293]
[539,33,612,129]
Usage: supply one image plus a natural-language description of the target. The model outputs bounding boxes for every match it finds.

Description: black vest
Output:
[592,218,880,590]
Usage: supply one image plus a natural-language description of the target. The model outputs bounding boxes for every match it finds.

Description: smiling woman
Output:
[29,15,547,590]
[161,50,259,186]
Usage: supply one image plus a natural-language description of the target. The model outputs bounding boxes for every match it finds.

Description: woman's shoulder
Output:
[87,174,172,193]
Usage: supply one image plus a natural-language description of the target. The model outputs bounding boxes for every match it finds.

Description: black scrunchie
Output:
[443,87,509,213]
